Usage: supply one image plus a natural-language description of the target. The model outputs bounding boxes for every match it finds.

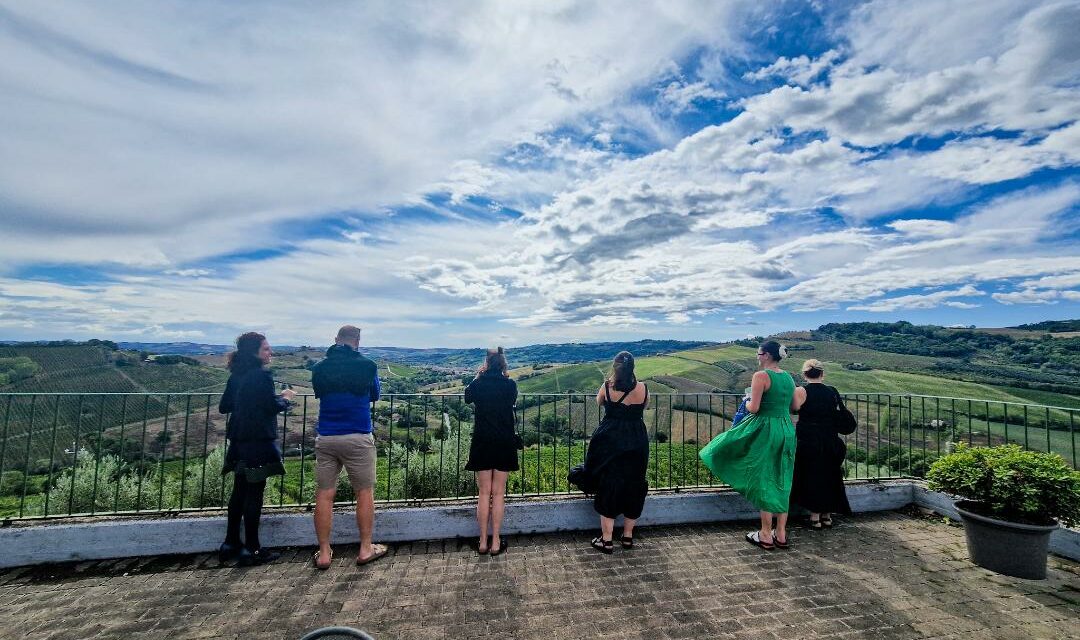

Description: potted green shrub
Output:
[926,443,1080,579]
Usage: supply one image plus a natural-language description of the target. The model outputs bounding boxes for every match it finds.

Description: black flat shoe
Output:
[591,536,613,554]
[218,542,242,563]
[489,539,507,556]
[821,516,834,529]
[237,548,280,567]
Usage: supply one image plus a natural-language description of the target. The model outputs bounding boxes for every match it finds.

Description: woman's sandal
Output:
[591,536,614,554]
[821,515,834,529]
[312,549,333,570]
[489,538,507,556]
[809,517,823,530]
[478,536,490,555]
[772,530,790,549]
[746,531,775,551]
[620,535,634,549]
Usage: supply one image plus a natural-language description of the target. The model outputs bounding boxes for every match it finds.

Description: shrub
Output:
[0,470,24,496]
[38,449,178,515]
[927,443,1080,527]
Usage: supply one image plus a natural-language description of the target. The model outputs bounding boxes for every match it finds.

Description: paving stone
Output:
[0,511,1078,639]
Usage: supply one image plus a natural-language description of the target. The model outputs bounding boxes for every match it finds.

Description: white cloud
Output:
[743,49,841,86]
[848,285,983,312]
[2,1,1079,342]
[658,80,726,114]
[992,289,1062,305]
[0,1,748,264]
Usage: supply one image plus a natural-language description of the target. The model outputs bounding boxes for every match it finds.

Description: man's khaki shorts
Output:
[314,433,376,491]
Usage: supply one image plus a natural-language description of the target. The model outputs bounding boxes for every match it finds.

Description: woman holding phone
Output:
[218,332,295,566]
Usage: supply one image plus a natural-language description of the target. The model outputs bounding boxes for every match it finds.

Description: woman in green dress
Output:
[699,340,803,550]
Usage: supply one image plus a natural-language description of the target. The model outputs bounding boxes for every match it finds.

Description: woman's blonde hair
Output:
[802,358,824,379]
[479,346,509,376]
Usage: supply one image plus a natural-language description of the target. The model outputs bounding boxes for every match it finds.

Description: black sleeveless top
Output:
[602,383,648,421]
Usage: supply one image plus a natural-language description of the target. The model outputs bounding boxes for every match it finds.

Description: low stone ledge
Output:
[0,480,912,568]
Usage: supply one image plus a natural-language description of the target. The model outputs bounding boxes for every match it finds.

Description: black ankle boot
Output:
[218,542,243,563]
[238,547,280,567]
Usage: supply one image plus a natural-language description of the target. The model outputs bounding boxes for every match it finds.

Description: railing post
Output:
[69,395,84,516]
[18,395,37,517]
[179,395,192,510]
[44,396,62,516]
[117,395,129,512]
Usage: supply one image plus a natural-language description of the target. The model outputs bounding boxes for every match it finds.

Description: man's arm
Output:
[370,372,381,403]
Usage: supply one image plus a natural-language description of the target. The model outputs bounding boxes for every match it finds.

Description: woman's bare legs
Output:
[775,512,788,544]
[600,515,615,542]
[759,511,774,544]
[475,470,492,552]
[489,470,509,553]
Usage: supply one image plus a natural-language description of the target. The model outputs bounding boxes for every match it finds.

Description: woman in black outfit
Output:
[584,351,649,554]
[790,359,851,528]
[464,347,519,555]
[218,332,295,565]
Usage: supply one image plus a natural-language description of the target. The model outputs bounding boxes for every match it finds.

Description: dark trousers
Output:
[224,474,267,551]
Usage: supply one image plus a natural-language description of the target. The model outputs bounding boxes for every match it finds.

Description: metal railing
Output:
[0,392,1076,519]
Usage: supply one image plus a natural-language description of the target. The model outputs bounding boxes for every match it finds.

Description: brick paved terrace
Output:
[2,510,1078,640]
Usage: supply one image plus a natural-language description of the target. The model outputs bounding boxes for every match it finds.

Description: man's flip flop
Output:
[313,549,333,570]
[356,544,388,566]
[746,531,775,550]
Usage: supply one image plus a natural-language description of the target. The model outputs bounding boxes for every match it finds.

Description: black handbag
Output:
[835,391,858,435]
[567,464,596,494]
[513,432,525,450]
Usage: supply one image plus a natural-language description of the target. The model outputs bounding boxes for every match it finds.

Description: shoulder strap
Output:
[615,389,631,404]
[604,382,611,403]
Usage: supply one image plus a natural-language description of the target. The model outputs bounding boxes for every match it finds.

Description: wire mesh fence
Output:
[0,392,1075,519]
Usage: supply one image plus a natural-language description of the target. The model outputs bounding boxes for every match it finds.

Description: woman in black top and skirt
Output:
[464,347,519,555]
[790,359,851,528]
[584,351,649,554]
[218,332,295,565]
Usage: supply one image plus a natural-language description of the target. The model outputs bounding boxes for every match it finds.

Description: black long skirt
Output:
[790,434,851,514]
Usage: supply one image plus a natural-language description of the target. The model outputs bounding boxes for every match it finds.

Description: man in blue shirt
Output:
[310,325,386,568]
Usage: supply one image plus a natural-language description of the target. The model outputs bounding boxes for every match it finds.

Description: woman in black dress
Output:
[790,359,851,528]
[218,332,295,565]
[585,351,649,554]
[464,347,519,555]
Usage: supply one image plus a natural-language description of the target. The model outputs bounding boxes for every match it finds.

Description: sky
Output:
[1,0,1079,348]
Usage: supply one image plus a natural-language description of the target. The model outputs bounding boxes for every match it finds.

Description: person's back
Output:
[312,344,380,434]
[758,369,795,417]
[309,326,387,570]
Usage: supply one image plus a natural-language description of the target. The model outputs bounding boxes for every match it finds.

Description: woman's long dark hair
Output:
[479,346,509,376]
[607,351,637,393]
[227,332,265,373]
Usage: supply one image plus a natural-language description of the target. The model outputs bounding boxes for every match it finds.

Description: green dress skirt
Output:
[699,370,796,513]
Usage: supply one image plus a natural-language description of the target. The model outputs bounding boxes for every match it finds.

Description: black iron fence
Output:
[0,392,1076,519]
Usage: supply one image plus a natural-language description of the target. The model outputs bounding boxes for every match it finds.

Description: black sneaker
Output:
[218,542,243,563]
[237,548,281,567]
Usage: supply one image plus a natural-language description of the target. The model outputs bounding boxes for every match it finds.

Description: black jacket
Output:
[220,367,289,442]
[311,344,378,398]
[464,372,517,437]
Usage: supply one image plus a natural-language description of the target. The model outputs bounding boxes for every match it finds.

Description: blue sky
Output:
[1,1,1079,347]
